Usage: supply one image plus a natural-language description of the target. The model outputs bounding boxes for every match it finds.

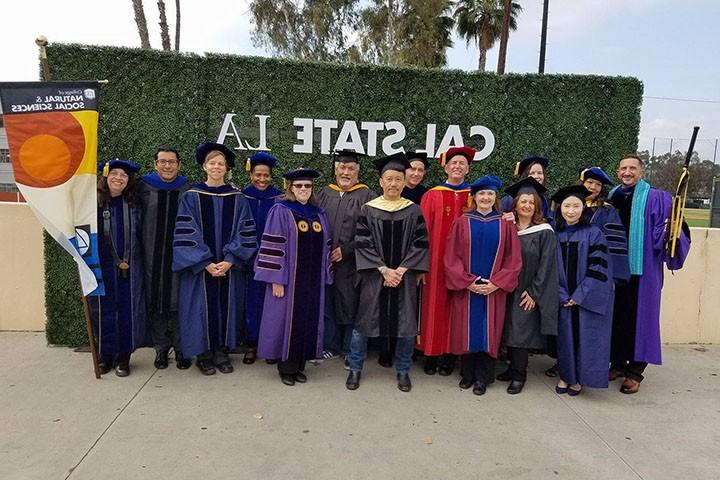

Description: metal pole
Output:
[713,138,718,165]
[538,0,549,74]
[652,137,656,158]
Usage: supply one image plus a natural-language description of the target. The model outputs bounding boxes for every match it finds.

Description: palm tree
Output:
[453,0,521,72]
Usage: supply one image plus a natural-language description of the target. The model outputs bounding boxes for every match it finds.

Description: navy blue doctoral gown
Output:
[89,196,146,356]
[556,224,613,388]
[242,184,282,343]
[172,183,257,357]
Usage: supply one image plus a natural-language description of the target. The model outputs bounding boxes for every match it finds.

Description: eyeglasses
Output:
[292,183,313,189]
[157,160,179,166]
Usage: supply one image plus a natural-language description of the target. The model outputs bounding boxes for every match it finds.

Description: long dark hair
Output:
[520,162,547,185]
[97,174,140,208]
[510,191,546,226]
[554,196,590,231]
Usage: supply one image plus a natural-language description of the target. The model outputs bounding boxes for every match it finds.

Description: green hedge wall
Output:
[43,43,642,345]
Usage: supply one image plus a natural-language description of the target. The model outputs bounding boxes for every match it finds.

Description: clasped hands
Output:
[382,266,408,288]
[467,277,498,295]
[205,261,232,277]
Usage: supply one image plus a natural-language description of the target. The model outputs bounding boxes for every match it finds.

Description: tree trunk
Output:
[496,0,511,75]
[132,0,152,49]
[158,0,171,51]
[478,47,487,72]
[174,0,181,51]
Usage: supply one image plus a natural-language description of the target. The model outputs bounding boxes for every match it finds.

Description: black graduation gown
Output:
[317,184,377,325]
[354,198,430,338]
[503,223,559,349]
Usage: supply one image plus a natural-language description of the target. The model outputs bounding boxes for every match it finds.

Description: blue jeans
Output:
[348,329,414,374]
[323,287,352,355]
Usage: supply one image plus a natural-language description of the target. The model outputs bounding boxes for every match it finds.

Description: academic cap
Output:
[195,142,236,168]
[504,176,547,198]
[439,146,476,167]
[470,175,503,195]
[246,152,278,172]
[374,152,411,175]
[550,185,591,204]
[406,151,429,169]
[515,156,550,177]
[282,168,321,182]
[333,149,365,164]
[578,166,613,185]
[100,159,140,177]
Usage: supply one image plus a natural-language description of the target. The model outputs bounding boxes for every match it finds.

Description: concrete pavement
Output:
[1,332,719,480]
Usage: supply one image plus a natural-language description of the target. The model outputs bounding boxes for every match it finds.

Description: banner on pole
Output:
[0,81,103,296]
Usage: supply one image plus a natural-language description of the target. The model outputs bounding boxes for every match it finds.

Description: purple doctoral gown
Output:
[609,187,691,365]
[556,224,613,388]
[255,201,333,362]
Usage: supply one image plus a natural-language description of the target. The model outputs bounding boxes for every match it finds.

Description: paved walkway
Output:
[1,332,719,480]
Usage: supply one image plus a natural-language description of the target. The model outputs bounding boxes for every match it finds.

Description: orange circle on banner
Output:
[19,134,72,182]
[4,111,86,188]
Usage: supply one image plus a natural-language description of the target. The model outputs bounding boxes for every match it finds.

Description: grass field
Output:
[685,208,709,227]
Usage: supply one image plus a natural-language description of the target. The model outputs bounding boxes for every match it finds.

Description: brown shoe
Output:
[609,369,624,381]
[620,377,640,394]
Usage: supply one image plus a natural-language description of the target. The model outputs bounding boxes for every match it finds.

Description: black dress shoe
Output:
[545,363,559,378]
[438,364,454,376]
[345,371,361,390]
[397,373,412,392]
[280,373,295,386]
[266,359,278,365]
[98,359,112,375]
[507,380,525,394]
[496,369,512,382]
[423,357,438,375]
[472,381,487,396]
[197,360,216,376]
[154,350,169,369]
[459,377,474,389]
[293,372,307,383]
[176,353,192,370]
[378,353,393,368]
[216,361,234,374]
[115,364,130,377]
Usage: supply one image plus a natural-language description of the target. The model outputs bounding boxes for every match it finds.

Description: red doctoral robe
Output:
[444,213,522,357]
[418,184,470,355]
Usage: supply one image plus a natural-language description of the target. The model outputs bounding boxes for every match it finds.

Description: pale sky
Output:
[1,0,718,161]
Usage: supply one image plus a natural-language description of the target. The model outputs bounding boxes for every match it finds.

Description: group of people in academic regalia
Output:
[89,140,689,397]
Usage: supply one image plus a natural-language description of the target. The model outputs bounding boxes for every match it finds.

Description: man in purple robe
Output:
[608,155,690,394]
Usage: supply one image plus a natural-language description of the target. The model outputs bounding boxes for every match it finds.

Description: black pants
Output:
[460,352,495,385]
[278,359,306,375]
[100,352,131,368]
[149,311,181,353]
[611,276,648,382]
[197,347,229,365]
[507,347,528,382]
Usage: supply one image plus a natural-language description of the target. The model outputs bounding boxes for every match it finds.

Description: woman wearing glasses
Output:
[256,169,333,386]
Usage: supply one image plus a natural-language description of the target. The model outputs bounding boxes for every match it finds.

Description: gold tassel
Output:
[102,162,109,177]
[227,170,233,182]
[440,152,446,168]
[467,195,473,208]
[283,178,288,190]
[245,158,251,172]
[514,162,520,176]
[580,168,589,182]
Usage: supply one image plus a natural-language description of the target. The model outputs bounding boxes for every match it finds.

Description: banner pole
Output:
[35,35,51,81]
[35,35,102,379]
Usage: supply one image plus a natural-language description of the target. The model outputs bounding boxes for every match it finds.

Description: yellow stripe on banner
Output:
[71,110,99,175]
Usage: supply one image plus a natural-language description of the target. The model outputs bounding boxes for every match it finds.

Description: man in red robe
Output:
[418,145,475,376]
